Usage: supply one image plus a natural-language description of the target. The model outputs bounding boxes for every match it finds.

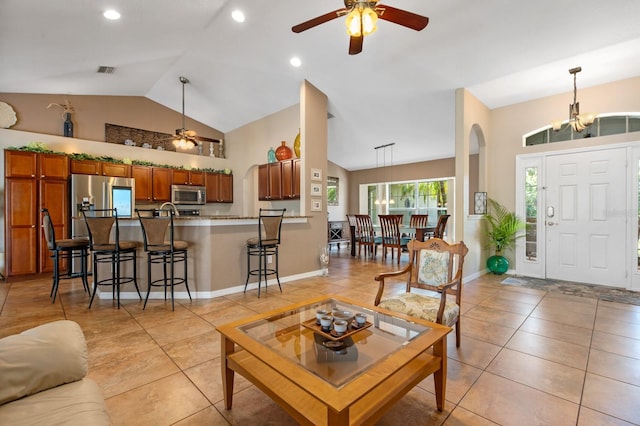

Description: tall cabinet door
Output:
[152,167,172,202]
[132,166,152,202]
[5,178,38,275]
[39,179,69,273]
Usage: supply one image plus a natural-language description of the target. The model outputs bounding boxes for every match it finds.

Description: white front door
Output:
[545,148,627,286]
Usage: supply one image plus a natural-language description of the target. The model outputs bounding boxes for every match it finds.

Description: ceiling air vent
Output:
[97,66,116,74]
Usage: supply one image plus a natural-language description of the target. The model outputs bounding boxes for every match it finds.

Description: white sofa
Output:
[0,320,110,425]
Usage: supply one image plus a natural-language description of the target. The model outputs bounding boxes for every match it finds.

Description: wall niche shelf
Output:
[105,123,224,158]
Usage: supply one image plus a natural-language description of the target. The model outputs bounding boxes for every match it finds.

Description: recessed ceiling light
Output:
[231,10,245,23]
[290,57,302,67]
[103,9,121,20]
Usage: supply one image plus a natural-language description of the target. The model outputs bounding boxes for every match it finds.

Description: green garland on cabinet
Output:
[7,143,232,175]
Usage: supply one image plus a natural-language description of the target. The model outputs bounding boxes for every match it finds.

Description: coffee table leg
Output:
[432,336,447,411]
[221,337,235,409]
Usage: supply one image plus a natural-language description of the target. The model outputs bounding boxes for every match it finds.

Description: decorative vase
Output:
[293,130,301,158]
[63,112,74,137]
[267,147,276,163]
[275,141,293,161]
[319,245,329,276]
[487,254,509,275]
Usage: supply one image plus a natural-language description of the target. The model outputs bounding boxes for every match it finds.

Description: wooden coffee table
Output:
[217,295,451,425]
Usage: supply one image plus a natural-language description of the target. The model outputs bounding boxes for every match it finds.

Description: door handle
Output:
[547,221,556,226]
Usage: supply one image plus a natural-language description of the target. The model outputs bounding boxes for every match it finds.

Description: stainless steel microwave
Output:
[171,185,206,205]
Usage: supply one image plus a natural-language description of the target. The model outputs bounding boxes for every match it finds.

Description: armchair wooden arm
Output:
[374,263,413,305]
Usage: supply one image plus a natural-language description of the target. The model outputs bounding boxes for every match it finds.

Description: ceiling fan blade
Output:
[376,5,429,31]
[348,35,363,55]
[292,9,346,33]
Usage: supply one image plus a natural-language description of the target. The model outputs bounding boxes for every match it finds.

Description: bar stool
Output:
[41,208,90,303]
[82,208,141,309]
[244,208,286,298]
[136,208,191,311]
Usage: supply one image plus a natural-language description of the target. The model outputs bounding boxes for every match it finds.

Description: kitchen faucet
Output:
[159,202,180,217]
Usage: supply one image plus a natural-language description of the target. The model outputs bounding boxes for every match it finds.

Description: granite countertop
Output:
[175,215,310,220]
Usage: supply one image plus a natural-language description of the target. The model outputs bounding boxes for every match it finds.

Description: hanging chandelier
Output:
[374,142,395,206]
[551,66,597,133]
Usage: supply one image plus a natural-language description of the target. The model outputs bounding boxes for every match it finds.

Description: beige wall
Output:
[225,104,301,217]
[488,76,640,210]
[456,89,492,277]
[0,93,224,146]
[348,157,456,214]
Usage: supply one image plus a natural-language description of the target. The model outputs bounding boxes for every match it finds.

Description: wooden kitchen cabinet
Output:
[4,151,69,276]
[133,165,174,203]
[101,162,131,177]
[5,150,37,178]
[205,172,233,203]
[132,165,152,202]
[4,178,38,275]
[39,153,69,179]
[173,169,205,186]
[71,159,131,177]
[151,167,172,202]
[39,179,68,273]
[282,159,300,199]
[70,159,101,175]
[259,159,300,201]
[258,163,283,201]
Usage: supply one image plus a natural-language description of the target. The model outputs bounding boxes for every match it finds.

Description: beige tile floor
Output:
[1,247,640,425]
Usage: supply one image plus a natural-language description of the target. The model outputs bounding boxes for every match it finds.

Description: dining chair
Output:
[409,214,429,241]
[374,238,468,347]
[355,214,378,259]
[379,214,403,264]
[346,214,359,256]
[426,214,450,240]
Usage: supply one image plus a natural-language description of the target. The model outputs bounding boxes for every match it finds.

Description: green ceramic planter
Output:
[487,255,509,275]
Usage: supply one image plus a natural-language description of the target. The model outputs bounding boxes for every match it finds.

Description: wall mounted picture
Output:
[311,168,322,181]
[474,192,487,215]
[311,199,322,211]
[311,183,322,196]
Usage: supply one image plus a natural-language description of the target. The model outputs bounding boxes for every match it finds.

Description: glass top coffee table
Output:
[217,295,451,425]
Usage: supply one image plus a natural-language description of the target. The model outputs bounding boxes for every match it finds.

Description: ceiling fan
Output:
[292,0,429,55]
[171,76,197,149]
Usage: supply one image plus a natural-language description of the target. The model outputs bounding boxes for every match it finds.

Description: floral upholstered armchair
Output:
[374,238,468,347]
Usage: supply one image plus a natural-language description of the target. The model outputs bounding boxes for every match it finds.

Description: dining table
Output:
[348,224,434,256]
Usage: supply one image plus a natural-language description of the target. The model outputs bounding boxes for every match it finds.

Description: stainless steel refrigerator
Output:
[70,174,135,271]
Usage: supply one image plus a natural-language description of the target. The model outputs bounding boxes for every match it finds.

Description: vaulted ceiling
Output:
[1,0,640,170]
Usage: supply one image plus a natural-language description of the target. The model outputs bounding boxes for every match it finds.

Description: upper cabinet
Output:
[5,150,37,178]
[205,173,233,203]
[132,165,152,202]
[70,159,131,177]
[101,162,131,177]
[39,154,69,179]
[258,159,299,201]
[151,167,172,202]
[172,169,205,186]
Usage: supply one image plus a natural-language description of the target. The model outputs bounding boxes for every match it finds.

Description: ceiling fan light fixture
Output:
[171,76,197,150]
[345,6,378,37]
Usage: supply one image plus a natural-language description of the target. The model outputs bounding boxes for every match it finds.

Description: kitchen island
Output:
[93,215,314,301]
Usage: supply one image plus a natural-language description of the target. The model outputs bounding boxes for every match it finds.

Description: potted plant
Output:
[484,198,525,274]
